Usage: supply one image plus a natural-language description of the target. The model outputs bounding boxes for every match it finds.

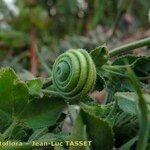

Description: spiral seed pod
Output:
[52,49,96,101]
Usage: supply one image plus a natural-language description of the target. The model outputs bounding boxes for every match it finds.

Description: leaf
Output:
[70,107,114,150]
[69,112,90,150]
[90,45,109,68]
[112,55,140,66]
[106,77,134,103]
[115,92,150,115]
[13,80,29,116]
[80,102,105,118]
[20,96,66,129]
[0,68,29,117]
[112,55,150,78]
[81,109,114,150]
[0,68,66,129]
[115,92,138,115]
[26,78,43,97]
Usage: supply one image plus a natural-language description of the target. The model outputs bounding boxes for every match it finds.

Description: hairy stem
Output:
[110,37,150,57]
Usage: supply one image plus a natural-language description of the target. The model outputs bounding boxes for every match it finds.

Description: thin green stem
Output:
[103,65,127,71]
[127,67,149,150]
[103,67,128,78]
[110,37,150,57]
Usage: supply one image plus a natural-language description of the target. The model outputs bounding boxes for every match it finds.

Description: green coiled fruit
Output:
[52,49,96,100]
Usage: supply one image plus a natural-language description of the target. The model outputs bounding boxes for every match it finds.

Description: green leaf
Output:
[26,78,43,97]
[69,112,90,150]
[80,102,105,118]
[112,55,150,78]
[81,110,114,150]
[20,96,66,129]
[13,80,29,116]
[0,68,29,117]
[90,45,109,68]
[0,67,66,129]
[115,92,150,115]
[115,92,138,115]
[70,107,114,150]
[112,55,141,66]
[106,77,134,103]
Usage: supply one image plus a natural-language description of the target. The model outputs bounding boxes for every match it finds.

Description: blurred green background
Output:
[0,0,149,77]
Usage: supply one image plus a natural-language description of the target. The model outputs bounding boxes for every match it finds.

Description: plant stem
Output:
[2,119,18,140]
[127,67,149,150]
[109,37,150,57]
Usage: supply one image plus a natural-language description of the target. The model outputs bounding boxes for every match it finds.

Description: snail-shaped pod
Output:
[52,49,96,100]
